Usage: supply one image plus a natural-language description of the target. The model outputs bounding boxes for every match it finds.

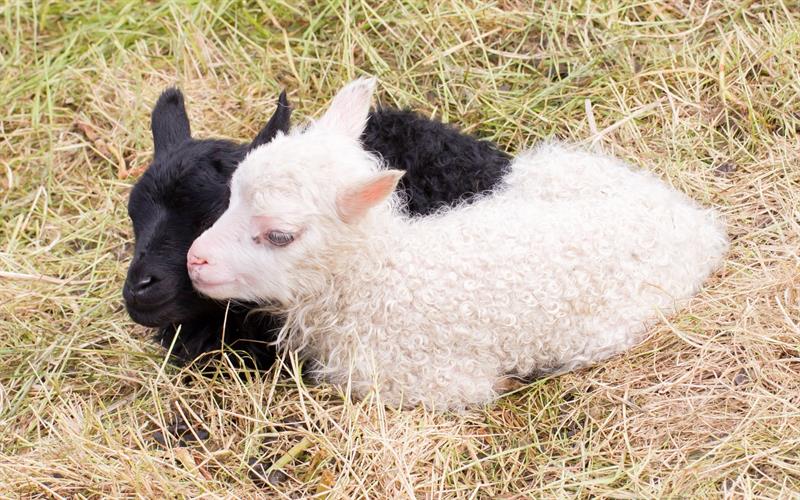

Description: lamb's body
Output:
[189,79,728,411]
[283,144,728,410]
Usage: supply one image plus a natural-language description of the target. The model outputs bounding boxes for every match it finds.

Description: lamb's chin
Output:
[191,280,241,301]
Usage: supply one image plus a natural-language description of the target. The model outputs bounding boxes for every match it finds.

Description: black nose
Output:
[132,274,158,292]
[134,275,155,290]
[124,272,165,307]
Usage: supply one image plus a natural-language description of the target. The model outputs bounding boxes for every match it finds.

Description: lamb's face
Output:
[187,134,350,304]
[187,77,404,305]
[124,140,238,326]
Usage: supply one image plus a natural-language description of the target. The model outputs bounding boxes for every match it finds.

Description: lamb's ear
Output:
[151,88,191,159]
[314,77,376,139]
[249,90,292,151]
[336,169,404,223]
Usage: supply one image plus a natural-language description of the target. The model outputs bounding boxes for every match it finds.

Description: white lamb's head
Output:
[187,78,404,304]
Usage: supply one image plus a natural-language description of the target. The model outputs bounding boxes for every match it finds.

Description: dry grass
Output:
[2,0,799,497]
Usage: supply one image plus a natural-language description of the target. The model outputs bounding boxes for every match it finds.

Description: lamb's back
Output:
[306,144,728,408]
[375,144,727,370]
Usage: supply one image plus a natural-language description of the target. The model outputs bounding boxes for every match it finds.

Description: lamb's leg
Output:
[493,376,526,394]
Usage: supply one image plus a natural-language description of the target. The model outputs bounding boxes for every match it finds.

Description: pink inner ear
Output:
[359,176,397,205]
[337,171,403,223]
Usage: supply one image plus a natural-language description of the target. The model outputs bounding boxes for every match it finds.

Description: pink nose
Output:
[187,252,208,269]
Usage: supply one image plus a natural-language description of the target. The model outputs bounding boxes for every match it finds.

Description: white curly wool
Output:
[189,79,729,411]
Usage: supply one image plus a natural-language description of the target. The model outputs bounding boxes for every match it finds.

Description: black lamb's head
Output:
[123,88,291,327]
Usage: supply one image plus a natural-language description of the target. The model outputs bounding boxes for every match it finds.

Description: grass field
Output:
[2,0,799,497]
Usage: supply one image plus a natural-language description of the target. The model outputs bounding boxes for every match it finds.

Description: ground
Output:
[1,1,799,497]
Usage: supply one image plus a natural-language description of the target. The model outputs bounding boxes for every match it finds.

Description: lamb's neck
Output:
[281,211,408,351]
[331,211,410,276]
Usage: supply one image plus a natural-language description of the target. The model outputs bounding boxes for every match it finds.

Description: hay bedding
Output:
[1,1,798,497]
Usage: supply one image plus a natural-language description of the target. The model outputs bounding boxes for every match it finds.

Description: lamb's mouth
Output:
[190,276,238,300]
[125,299,180,328]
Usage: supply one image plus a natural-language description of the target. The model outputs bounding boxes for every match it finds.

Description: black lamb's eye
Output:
[266,230,294,247]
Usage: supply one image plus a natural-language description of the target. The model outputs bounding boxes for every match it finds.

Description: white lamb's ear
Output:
[336,169,404,223]
[314,77,376,139]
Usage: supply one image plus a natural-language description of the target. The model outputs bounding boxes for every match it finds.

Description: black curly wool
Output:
[124,88,511,371]
[363,107,511,215]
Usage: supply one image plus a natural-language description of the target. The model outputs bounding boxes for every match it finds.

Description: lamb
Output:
[123,86,510,369]
[187,78,729,410]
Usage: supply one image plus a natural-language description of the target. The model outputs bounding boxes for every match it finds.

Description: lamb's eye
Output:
[265,230,294,247]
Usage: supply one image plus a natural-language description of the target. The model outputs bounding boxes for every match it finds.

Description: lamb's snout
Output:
[186,234,236,293]
[187,252,208,269]
[186,241,215,283]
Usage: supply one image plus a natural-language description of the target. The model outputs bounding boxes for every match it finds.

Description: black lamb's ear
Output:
[249,90,292,151]
[151,87,192,159]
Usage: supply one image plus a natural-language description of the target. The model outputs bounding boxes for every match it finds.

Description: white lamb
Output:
[187,78,728,411]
